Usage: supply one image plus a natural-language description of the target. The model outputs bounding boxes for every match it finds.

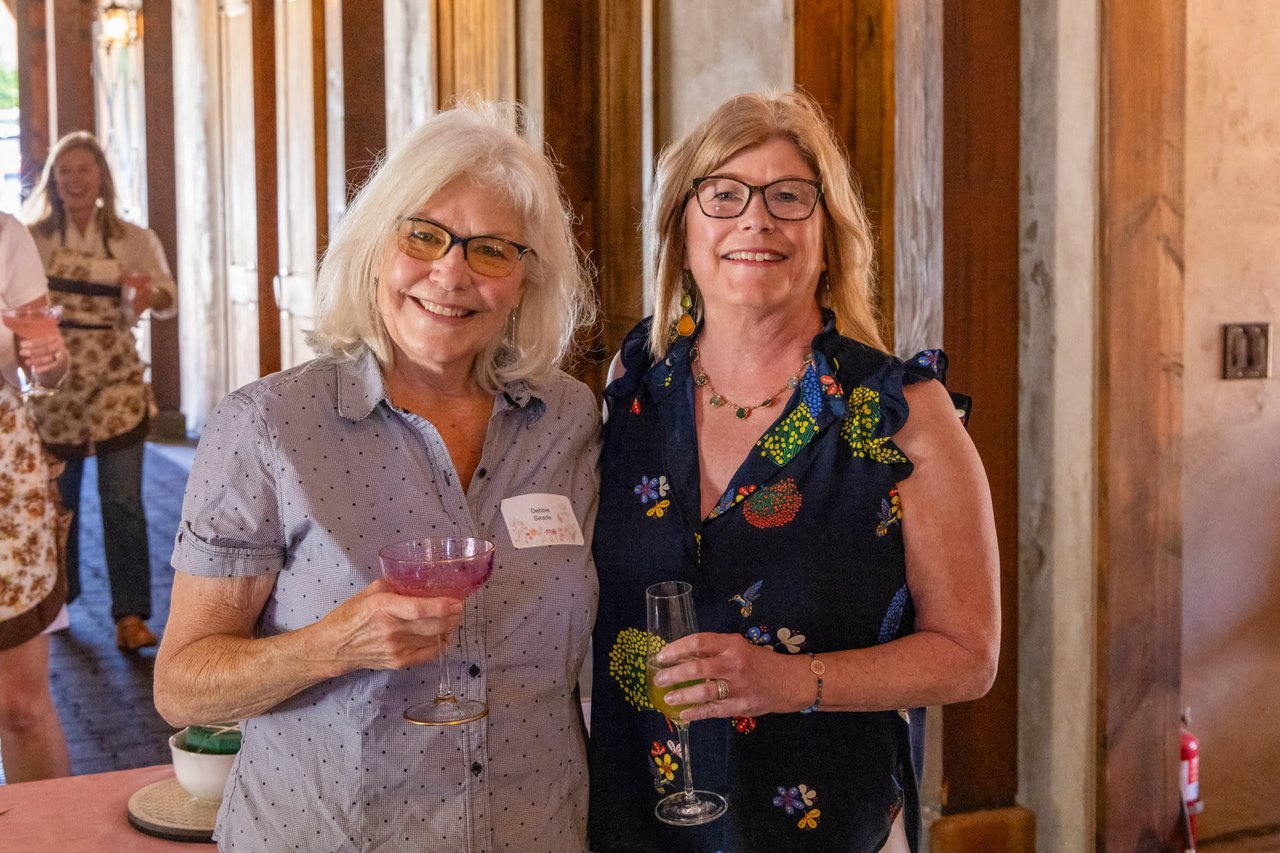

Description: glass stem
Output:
[435,635,455,702]
[676,723,696,802]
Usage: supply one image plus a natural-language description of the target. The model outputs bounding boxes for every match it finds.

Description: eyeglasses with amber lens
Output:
[689,177,823,221]
[396,217,535,277]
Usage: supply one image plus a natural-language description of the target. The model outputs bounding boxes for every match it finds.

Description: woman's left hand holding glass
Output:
[650,631,812,722]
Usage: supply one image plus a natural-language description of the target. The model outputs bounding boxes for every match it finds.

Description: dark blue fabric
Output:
[58,441,152,619]
[589,312,944,853]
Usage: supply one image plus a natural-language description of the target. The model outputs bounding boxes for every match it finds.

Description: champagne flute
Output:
[645,580,728,826]
[379,537,495,725]
[2,304,63,398]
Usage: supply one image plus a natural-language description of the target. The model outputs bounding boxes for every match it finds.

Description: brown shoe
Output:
[115,616,158,651]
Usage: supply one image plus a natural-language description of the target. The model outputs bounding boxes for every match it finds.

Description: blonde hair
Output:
[310,100,596,392]
[645,89,884,357]
[22,132,126,241]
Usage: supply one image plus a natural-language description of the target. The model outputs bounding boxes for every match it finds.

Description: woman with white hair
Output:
[154,102,599,852]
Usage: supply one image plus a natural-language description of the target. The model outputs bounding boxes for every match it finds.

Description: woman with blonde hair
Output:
[588,90,999,852]
[156,101,599,852]
[22,131,176,651]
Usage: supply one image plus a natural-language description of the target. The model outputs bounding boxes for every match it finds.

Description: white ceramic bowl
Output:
[169,728,236,802]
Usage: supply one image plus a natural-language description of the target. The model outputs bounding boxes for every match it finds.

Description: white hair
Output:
[309,100,596,391]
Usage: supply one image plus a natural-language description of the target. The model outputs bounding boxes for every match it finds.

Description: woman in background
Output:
[22,132,176,651]
[0,211,71,782]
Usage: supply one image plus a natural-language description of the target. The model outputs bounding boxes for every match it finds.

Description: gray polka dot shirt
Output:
[172,349,599,852]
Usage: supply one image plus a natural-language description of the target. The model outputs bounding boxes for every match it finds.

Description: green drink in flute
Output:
[645,580,728,826]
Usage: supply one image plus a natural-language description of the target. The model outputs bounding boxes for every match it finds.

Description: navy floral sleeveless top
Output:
[589,312,957,853]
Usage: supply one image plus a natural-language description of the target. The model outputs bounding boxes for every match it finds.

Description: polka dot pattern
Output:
[171,351,600,851]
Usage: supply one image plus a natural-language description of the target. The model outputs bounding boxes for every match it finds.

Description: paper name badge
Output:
[500,493,585,549]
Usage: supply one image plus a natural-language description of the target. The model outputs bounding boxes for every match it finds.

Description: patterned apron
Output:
[26,240,149,458]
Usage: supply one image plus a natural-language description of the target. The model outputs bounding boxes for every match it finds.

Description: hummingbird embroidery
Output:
[730,580,763,618]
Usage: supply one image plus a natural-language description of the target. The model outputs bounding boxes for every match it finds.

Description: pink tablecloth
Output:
[0,764,217,851]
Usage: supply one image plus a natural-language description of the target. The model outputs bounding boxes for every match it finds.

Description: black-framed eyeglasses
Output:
[689,176,823,221]
[396,216,536,277]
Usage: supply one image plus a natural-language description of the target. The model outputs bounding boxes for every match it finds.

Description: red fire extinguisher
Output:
[1180,707,1202,851]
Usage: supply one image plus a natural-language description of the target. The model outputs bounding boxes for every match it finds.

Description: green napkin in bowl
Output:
[183,722,242,754]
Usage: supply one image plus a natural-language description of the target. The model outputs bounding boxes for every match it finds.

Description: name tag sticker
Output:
[500,493,585,549]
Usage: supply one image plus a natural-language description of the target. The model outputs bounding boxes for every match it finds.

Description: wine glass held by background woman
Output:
[153,101,600,853]
[588,90,1000,853]
[21,132,177,651]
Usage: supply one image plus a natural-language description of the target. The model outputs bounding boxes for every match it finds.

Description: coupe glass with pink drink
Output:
[378,537,495,725]
[1,304,63,398]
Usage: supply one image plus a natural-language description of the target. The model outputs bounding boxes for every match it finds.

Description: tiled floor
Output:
[0,441,194,784]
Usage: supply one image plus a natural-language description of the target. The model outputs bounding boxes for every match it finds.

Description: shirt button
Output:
[468,664,481,678]
[470,761,483,777]
[475,467,487,479]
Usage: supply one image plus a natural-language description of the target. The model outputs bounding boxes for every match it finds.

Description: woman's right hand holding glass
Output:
[322,578,464,673]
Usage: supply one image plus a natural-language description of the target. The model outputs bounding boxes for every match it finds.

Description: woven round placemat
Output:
[126,777,219,843]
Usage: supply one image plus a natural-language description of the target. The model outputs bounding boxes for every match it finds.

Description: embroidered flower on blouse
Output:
[634,474,670,504]
[653,752,678,782]
[773,786,803,815]
[745,626,772,645]
[798,808,821,830]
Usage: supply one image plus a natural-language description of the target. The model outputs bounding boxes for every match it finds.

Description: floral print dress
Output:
[589,312,962,853]
[26,228,155,458]
[0,386,63,650]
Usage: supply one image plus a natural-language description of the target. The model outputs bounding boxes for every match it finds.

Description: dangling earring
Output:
[507,307,520,348]
[674,271,697,338]
[818,270,832,304]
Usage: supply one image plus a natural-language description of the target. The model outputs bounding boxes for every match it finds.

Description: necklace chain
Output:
[690,343,813,420]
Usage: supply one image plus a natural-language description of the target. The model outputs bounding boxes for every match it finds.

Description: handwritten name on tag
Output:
[500,493,585,549]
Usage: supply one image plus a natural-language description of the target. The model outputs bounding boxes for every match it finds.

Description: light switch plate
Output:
[1222,323,1271,379]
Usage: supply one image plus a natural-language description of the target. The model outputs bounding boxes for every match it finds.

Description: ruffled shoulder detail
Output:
[815,333,970,482]
[873,348,970,441]
[603,317,655,406]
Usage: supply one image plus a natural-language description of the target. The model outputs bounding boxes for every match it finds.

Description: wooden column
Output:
[936,0,1025,839]
[48,0,95,137]
[339,0,385,202]
[15,0,51,188]
[251,0,279,376]
[541,0,646,387]
[794,0,894,346]
[311,0,329,257]
[1096,0,1185,848]
[436,0,516,105]
[142,0,181,433]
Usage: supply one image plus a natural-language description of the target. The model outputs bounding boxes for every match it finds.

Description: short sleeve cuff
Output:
[171,520,285,578]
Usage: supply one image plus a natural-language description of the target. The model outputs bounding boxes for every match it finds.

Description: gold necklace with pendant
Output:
[690,343,813,420]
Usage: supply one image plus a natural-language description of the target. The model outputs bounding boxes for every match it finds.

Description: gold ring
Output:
[715,679,730,701]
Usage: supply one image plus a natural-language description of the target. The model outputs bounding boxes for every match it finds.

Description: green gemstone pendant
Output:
[735,407,749,419]
[710,394,724,407]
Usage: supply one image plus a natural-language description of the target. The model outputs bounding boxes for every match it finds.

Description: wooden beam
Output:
[794,0,894,347]
[48,0,95,137]
[311,0,328,258]
[251,0,279,376]
[1096,0,1185,848]
[940,0,1021,814]
[15,0,51,189]
[435,0,516,105]
[594,0,645,375]
[339,0,385,202]
[142,0,181,426]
